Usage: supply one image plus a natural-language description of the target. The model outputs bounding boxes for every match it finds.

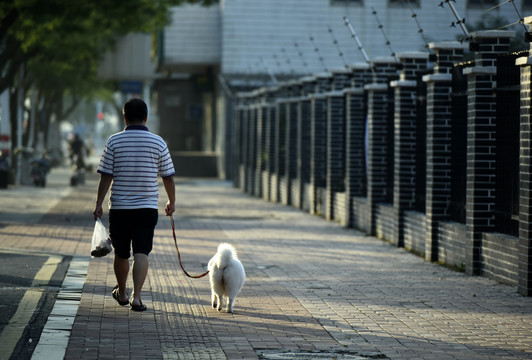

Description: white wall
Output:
[98,33,156,80]
[164,4,221,66]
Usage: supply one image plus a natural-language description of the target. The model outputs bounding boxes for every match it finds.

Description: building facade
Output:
[156,0,522,178]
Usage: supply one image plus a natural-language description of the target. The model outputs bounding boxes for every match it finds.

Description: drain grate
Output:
[258,350,388,360]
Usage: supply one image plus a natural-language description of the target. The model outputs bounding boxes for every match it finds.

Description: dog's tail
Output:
[218,243,238,268]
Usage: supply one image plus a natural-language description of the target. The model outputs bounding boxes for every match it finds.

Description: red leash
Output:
[169,216,210,279]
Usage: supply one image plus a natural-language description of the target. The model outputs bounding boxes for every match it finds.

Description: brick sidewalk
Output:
[2,172,532,359]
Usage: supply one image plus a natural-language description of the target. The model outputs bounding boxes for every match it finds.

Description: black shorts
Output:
[109,209,158,259]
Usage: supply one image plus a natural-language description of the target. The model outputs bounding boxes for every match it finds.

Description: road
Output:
[0,167,80,360]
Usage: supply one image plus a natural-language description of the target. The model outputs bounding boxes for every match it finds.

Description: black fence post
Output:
[345,64,372,229]
[463,30,514,275]
[309,73,331,216]
[516,35,532,295]
[423,41,467,262]
[295,77,314,211]
[390,52,430,249]
[326,68,352,223]
[364,58,400,236]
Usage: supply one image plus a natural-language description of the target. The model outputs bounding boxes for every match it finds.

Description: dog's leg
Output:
[213,291,223,311]
[217,294,223,311]
[226,297,235,313]
[211,291,218,310]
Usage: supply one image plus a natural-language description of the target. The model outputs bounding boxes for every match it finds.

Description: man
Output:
[93,98,175,312]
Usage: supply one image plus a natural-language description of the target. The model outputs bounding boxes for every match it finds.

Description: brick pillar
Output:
[296,76,315,210]
[326,89,345,221]
[463,30,514,275]
[246,94,258,196]
[345,64,372,227]
[315,72,332,93]
[271,84,289,203]
[255,89,267,199]
[236,96,249,192]
[390,52,430,247]
[232,100,244,189]
[364,57,399,235]
[310,93,328,215]
[516,17,532,295]
[285,96,299,206]
[273,97,287,203]
[310,73,331,216]
[264,87,277,202]
[325,68,351,221]
[224,93,235,182]
[423,42,466,261]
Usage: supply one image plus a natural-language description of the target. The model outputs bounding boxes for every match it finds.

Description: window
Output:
[467,0,499,8]
[388,0,420,7]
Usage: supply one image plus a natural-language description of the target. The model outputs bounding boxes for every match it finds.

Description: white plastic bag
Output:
[91,218,112,257]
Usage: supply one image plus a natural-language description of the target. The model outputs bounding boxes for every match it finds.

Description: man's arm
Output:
[93,173,113,219]
[162,175,175,216]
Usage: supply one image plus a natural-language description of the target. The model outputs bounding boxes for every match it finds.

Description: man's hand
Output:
[162,176,175,217]
[94,174,112,220]
[165,201,175,216]
[93,204,103,220]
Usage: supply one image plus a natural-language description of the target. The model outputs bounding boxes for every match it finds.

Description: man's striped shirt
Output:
[97,125,175,210]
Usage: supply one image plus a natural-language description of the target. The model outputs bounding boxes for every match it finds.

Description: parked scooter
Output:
[30,156,50,187]
[70,161,85,186]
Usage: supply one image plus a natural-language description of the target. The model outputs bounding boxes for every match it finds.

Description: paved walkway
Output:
[1,169,532,360]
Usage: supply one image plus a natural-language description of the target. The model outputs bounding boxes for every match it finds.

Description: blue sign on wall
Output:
[120,81,143,95]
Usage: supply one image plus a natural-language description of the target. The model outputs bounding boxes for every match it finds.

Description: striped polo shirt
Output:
[97,125,175,210]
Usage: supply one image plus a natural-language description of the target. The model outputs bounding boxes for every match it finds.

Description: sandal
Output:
[130,301,147,312]
[112,285,129,306]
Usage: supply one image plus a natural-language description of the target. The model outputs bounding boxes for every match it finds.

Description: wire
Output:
[371,6,399,63]
[328,25,348,68]
[484,0,528,33]
[484,0,509,12]
[309,34,328,72]
[343,16,371,64]
[406,0,432,53]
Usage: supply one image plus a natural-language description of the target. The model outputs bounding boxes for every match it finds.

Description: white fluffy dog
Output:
[208,243,245,313]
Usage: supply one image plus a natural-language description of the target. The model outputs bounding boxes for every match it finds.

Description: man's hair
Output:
[123,98,148,123]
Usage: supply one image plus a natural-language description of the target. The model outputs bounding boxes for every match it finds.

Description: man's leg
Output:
[114,255,129,303]
[131,253,149,306]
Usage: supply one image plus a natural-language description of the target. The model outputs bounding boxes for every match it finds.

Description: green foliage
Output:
[0,0,218,103]
[468,14,528,52]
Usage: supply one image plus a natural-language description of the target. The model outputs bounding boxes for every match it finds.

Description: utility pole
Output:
[16,65,24,185]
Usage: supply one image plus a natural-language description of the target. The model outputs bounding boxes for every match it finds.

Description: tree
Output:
[0,0,217,160]
[468,14,528,52]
